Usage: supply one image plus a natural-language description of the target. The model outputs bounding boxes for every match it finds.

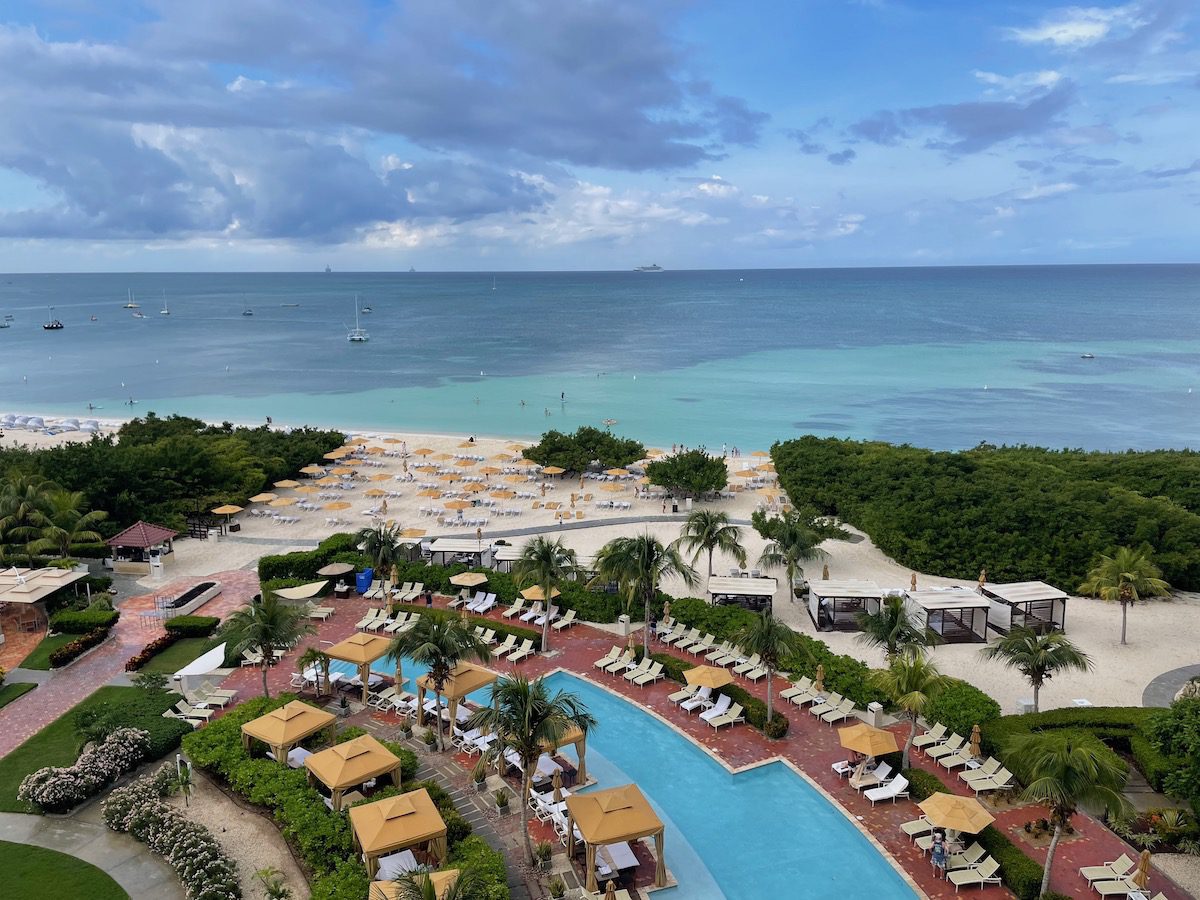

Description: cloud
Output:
[1015,182,1079,200]
[826,149,857,166]
[973,70,1064,92]
[1006,4,1141,48]
[848,111,907,146]
[786,117,833,155]
[1145,159,1200,178]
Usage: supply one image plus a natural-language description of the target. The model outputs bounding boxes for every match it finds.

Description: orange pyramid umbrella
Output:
[324,501,352,511]
[269,497,298,507]
[750,450,770,457]
[365,488,387,498]
[383,437,402,444]
[458,458,478,467]
[463,482,485,493]
[366,446,385,455]
[324,449,349,460]
[444,500,472,510]
[504,475,526,484]
[413,447,434,456]
[369,473,392,481]
[249,492,277,503]
[542,465,565,475]
[458,441,476,449]
[331,466,355,475]
[211,504,243,516]
[417,488,441,498]
[478,466,502,475]
[433,453,454,461]
[295,485,319,495]
[347,437,368,445]
[300,464,325,475]
[273,479,301,489]
[438,473,460,483]
[490,490,516,499]
[316,476,341,485]
[601,483,625,492]
[604,468,629,477]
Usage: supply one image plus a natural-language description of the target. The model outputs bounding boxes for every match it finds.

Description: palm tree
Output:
[856,594,937,662]
[223,594,314,698]
[870,649,949,769]
[732,611,805,722]
[673,509,747,591]
[388,866,484,900]
[1078,546,1171,645]
[0,474,54,564]
[356,521,405,574]
[29,488,107,560]
[388,611,490,751]
[1009,732,1132,897]
[981,627,1092,713]
[467,675,596,865]
[756,511,825,603]
[511,536,578,652]
[296,646,332,697]
[592,534,697,655]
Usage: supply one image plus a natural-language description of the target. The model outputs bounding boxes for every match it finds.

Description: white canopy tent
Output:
[981,581,1069,634]
[427,538,494,568]
[808,580,884,631]
[905,588,990,643]
[174,642,229,698]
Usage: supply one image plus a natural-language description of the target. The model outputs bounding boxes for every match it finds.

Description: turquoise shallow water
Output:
[4,266,1199,449]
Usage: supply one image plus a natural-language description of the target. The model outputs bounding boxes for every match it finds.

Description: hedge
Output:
[921,679,1002,739]
[165,615,220,637]
[125,633,178,671]
[257,532,359,582]
[902,767,949,801]
[49,608,120,634]
[49,627,111,667]
[73,689,193,761]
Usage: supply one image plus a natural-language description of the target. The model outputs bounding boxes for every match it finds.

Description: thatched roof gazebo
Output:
[567,784,666,892]
[241,700,336,762]
[304,734,403,811]
[350,790,447,877]
[326,632,393,702]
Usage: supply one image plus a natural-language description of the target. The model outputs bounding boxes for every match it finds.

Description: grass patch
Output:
[0,683,36,709]
[0,686,179,813]
[18,634,76,670]
[0,840,128,900]
[139,637,219,675]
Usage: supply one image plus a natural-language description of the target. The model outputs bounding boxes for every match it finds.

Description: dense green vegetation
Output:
[772,436,1200,589]
[524,426,644,472]
[139,637,220,675]
[0,840,128,900]
[18,633,76,670]
[920,678,1002,738]
[0,682,36,709]
[0,413,342,533]
[645,449,728,496]
[1150,698,1200,815]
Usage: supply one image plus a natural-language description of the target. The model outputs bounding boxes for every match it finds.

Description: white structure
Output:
[807,580,884,631]
[980,581,1069,634]
[905,587,990,643]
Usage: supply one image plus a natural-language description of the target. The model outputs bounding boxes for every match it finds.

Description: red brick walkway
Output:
[0,570,261,757]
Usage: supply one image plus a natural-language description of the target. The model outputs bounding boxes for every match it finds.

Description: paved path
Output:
[1143,663,1200,707]
[0,810,184,900]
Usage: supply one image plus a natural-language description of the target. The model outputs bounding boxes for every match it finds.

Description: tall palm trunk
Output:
[260,657,271,698]
[520,767,535,864]
[903,714,917,770]
[707,546,714,594]
[643,584,654,656]
[1041,822,1063,897]
[1120,599,1128,645]
[1032,678,1042,713]
[540,580,552,652]
[434,688,445,751]
[765,669,774,721]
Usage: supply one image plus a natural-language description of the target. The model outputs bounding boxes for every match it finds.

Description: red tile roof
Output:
[105,520,178,549]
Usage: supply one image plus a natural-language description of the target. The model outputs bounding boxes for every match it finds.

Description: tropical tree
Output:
[0,474,55,563]
[870,649,949,769]
[673,509,746,590]
[1008,732,1133,897]
[356,521,406,574]
[981,627,1092,713]
[732,611,805,722]
[296,646,332,697]
[466,675,596,865]
[511,536,578,652]
[388,611,490,751]
[388,866,485,900]
[755,510,825,602]
[1078,546,1171,645]
[591,534,697,655]
[856,594,938,662]
[223,594,314,698]
[29,488,107,560]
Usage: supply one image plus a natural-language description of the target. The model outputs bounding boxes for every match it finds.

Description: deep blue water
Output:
[2,265,1198,449]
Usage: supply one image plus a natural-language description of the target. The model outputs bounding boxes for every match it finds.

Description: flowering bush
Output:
[104,765,242,900]
[49,626,111,667]
[18,727,150,812]
[125,632,180,671]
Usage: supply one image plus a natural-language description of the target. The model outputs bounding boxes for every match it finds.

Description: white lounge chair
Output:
[864,774,909,806]
[502,599,526,619]
[552,609,577,630]
[507,639,536,663]
[707,701,745,730]
[699,694,732,724]
[667,684,698,704]
[912,722,947,751]
[947,857,1001,892]
[519,602,544,623]
[592,645,620,668]
[491,635,518,658]
[1079,854,1135,885]
[680,686,713,712]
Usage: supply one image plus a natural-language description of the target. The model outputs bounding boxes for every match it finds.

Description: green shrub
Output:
[72,690,191,760]
[49,608,119,633]
[722,683,789,738]
[448,835,511,900]
[902,768,950,801]
[976,826,1044,900]
[311,859,371,900]
[1150,698,1200,815]
[524,426,644,472]
[48,627,111,667]
[646,449,729,497]
[648,652,694,684]
[922,678,1002,738]
[164,615,220,637]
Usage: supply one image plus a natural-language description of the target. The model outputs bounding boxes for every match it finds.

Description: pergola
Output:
[350,790,448,877]
[415,663,497,733]
[326,632,394,703]
[545,723,590,784]
[566,784,666,893]
[105,520,178,575]
[905,588,990,643]
[241,700,336,762]
[708,575,778,609]
[304,734,403,811]
[368,871,460,900]
[981,581,1069,634]
[807,580,883,631]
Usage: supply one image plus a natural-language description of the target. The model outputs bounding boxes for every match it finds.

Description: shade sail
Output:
[0,567,87,605]
[918,793,995,834]
[241,701,336,760]
[326,632,393,667]
[305,734,402,792]
[981,581,1069,604]
[838,723,899,758]
[274,580,330,601]
[174,642,227,678]
[684,666,733,689]
[350,790,447,871]
[450,572,488,587]
[317,562,356,577]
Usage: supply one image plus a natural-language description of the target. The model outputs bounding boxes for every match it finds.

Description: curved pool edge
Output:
[544,666,928,900]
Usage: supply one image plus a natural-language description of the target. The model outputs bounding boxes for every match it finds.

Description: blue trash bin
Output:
[356,567,374,595]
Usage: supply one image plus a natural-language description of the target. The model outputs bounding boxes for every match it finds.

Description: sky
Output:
[0,0,1196,272]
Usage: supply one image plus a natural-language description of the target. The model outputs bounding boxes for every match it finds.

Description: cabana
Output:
[708,575,778,610]
[350,790,447,877]
[273,580,330,602]
[566,784,666,893]
[0,567,88,637]
[905,588,990,643]
[545,723,590,784]
[241,700,336,762]
[807,580,883,631]
[981,581,1068,634]
[492,543,524,573]
[415,663,497,733]
[368,871,460,900]
[427,538,494,569]
[304,734,403,811]
[105,521,178,575]
[326,632,394,703]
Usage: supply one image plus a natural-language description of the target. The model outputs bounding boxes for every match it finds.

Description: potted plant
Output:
[534,840,553,872]
[400,714,413,740]
[423,729,438,751]
[494,789,510,816]
[338,695,350,718]
[546,876,566,899]
[471,760,488,793]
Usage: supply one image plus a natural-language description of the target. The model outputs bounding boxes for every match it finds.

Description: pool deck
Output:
[173,590,1197,899]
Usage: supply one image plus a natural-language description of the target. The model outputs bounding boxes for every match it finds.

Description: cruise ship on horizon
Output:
[634,263,663,272]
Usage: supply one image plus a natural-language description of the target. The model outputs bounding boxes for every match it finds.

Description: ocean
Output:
[2,265,1198,451]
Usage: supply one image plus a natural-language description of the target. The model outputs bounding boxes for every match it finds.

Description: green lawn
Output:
[0,840,128,900]
[0,682,36,709]
[18,633,76,670]
[140,637,220,675]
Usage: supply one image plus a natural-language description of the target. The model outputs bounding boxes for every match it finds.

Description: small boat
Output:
[90,315,98,322]
[360,304,372,314]
[132,311,145,319]
[280,303,300,308]
[1081,353,1095,359]
[634,263,663,272]
[43,307,64,330]
[347,297,369,343]
[408,266,416,273]
[123,289,139,309]
[242,306,254,317]
[0,320,9,329]
[160,294,170,316]
[492,276,496,291]
[3,313,13,319]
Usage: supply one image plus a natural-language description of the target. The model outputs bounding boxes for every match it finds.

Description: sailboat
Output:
[242,303,254,317]
[123,289,139,309]
[0,317,9,329]
[43,306,64,330]
[492,276,496,291]
[160,292,170,316]
[347,297,369,343]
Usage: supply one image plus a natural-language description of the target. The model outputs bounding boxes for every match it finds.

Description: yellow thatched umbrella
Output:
[458,458,478,467]
[383,438,403,444]
[324,501,352,511]
[542,465,565,476]
[295,485,319,495]
[479,466,502,476]
[417,489,441,498]
[969,723,982,758]
[300,464,325,475]
[603,468,629,477]
[433,453,454,462]
[365,488,387,498]
[331,466,355,475]
[750,450,770,458]
[918,793,995,834]
[756,463,776,473]
[347,437,368,445]
[490,489,516,499]
[366,446,386,455]
[504,475,526,484]
[249,492,277,503]
[684,665,733,689]
[269,497,298,508]
[210,505,243,529]
[462,482,485,493]
[838,723,899,759]
[413,447,435,456]
[450,572,488,588]
[492,452,514,461]
[516,458,539,467]
[600,483,625,493]
[369,473,392,482]
[444,500,472,510]
[324,449,349,460]
[736,469,760,478]
[274,479,301,489]
[316,476,341,486]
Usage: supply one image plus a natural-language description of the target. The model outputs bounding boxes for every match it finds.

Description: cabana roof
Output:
[906,588,989,610]
[428,538,491,554]
[0,567,86,605]
[325,631,393,666]
[810,579,883,600]
[981,581,1068,604]
[369,871,460,900]
[567,784,663,845]
[415,663,497,702]
[241,700,335,748]
[708,575,778,597]
[106,520,178,548]
[304,735,401,792]
[350,790,447,856]
[493,544,525,562]
[274,580,329,601]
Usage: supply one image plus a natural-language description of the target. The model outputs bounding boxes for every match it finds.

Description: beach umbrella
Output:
[603,882,616,900]
[490,490,516,500]
[365,488,387,498]
[506,443,527,452]
[458,441,476,449]
[413,463,438,471]
[413,447,435,456]
[300,465,325,475]
[324,449,349,460]
[478,466,502,475]
[318,562,355,577]
[1132,850,1151,890]
[211,504,243,516]
[444,500,472,510]
[504,475,526,484]
[736,469,759,478]
[366,446,385,454]
[542,465,565,476]
[756,463,776,473]
[249,492,278,503]
[911,573,918,591]
[601,483,625,493]
[399,528,426,539]
[751,450,770,458]
[369,473,392,481]
[269,497,298,507]
[417,489,441,498]
[438,473,460,483]
[822,564,830,580]
[521,585,560,601]
[604,468,629,477]
[662,601,671,621]
[458,458,478,467]
[433,452,454,461]
[347,436,368,445]
[331,466,355,475]
[755,487,777,496]
[838,723,899,759]
[918,793,994,835]
[637,477,650,485]
[492,452,514,461]
[324,501,352,511]
[684,665,733,690]
[383,438,402,444]
[552,768,564,804]
[451,572,488,587]
[813,664,825,693]
[295,486,319,495]
[316,476,341,486]
[969,724,982,758]
[646,448,664,457]
[462,482,485,493]
[516,458,539,467]
[273,479,301,489]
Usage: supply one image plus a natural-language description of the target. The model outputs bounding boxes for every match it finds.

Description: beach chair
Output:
[699,695,734,725]
[686,633,716,656]
[707,702,745,730]
[673,628,703,651]
[478,628,496,645]
[592,645,620,669]
[162,708,203,728]
[491,635,518,658]
[926,734,965,761]
[1079,854,1136,885]
[668,684,698,704]
[960,757,1002,784]
[680,686,713,712]
[356,608,384,630]
[362,579,382,599]
[940,746,980,770]
[899,816,933,841]
[173,700,214,722]
[864,775,909,806]
[402,582,424,602]
[664,626,697,648]
[655,617,676,636]
[712,646,743,667]
[602,651,634,674]
[971,767,1014,797]
[474,595,497,615]
[808,692,844,718]
[745,665,769,682]
[552,609,577,630]
[1091,878,1142,898]
[197,682,238,702]
[534,604,559,626]
[911,722,947,752]
[704,641,733,663]
[519,601,544,623]
[507,639,535,664]
[502,599,526,619]
[384,612,412,634]
[448,588,471,609]
[947,857,1001,892]
[305,601,335,620]
[732,653,761,676]
[778,676,812,701]
[853,762,893,791]
[365,612,392,632]
[240,649,264,667]
[633,662,665,686]
[945,843,987,872]
[622,658,652,682]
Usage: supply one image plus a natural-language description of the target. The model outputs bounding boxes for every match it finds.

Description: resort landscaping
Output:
[0,839,129,900]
